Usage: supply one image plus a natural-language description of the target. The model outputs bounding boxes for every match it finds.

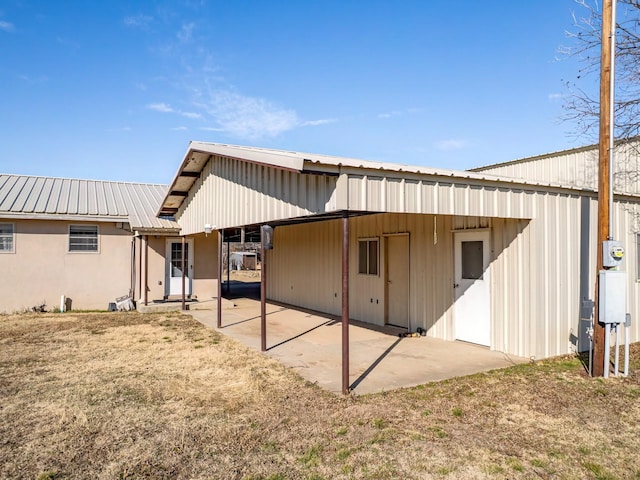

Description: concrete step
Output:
[136,297,235,313]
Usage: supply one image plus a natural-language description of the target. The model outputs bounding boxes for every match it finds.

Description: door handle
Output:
[453,283,459,288]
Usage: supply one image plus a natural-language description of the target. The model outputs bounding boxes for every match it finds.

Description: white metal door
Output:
[166,239,193,296]
[454,231,490,346]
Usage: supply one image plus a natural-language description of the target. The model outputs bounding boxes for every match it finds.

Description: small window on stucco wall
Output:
[358,238,379,275]
[69,225,99,252]
[0,223,14,253]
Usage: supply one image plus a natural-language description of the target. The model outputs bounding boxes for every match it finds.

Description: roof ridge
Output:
[0,173,169,187]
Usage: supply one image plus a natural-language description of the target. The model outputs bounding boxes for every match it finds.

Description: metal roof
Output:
[160,141,623,217]
[0,174,180,232]
[470,136,640,173]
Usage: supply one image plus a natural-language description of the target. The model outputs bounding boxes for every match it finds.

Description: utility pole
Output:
[593,0,614,377]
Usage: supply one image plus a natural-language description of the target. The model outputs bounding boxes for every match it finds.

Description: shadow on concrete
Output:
[349,337,403,391]
[267,319,334,351]
[221,307,288,328]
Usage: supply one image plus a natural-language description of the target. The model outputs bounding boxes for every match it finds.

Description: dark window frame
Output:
[358,238,379,276]
[68,225,99,253]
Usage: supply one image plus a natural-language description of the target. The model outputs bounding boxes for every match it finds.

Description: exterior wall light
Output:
[261,225,274,250]
[204,224,214,236]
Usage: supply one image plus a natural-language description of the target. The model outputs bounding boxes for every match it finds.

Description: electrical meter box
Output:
[598,270,627,324]
[603,240,625,268]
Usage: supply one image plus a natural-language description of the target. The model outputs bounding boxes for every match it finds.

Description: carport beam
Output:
[217,229,223,328]
[181,236,186,310]
[137,235,142,301]
[342,213,350,395]
[260,228,267,352]
[144,235,149,306]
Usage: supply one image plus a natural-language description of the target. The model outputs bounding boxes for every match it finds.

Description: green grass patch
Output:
[371,417,387,429]
[298,445,322,468]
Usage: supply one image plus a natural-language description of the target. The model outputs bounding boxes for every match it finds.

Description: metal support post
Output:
[342,213,350,394]
[260,227,267,352]
[144,235,149,306]
[217,229,223,329]
[181,236,186,310]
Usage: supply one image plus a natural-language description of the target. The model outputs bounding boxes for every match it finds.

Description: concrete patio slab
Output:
[188,297,527,395]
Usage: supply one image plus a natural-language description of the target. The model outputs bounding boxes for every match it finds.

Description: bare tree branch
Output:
[561,0,640,148]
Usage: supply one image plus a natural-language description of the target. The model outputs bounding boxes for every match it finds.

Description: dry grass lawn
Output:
[1,311,640,480]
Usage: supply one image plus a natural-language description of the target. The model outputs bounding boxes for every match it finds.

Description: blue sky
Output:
[1,1,593,184]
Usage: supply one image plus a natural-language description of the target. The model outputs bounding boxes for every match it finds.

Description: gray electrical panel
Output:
[598,270,627,324]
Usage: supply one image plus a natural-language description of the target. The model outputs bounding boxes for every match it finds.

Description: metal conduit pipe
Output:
[624,313,630,377]
[614,323,620,377]
[604,323,611,379]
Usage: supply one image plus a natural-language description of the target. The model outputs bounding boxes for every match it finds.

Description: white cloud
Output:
[548,93,564,101]
[147,102,203,120]
[377,108,422,119]
[124,14,153,28]
[18,74,48,85]
[300,118,337,127]
[105,126,132,132]
[172,126,188,131]
[378,110,401,119]
[147,102,174,113]
[435,139,468,151]
[177,22,195,43]
[0,20,14,32]
[180,111,202,119]
[196,89,299,139]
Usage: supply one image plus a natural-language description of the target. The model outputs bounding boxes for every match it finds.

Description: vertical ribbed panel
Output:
[268,213,456,341]
[346,174,538,219]
[265,199,640,359]
[613,199,640,344]
[268,220,342,315]
[476,142,640,195]
[177,156,339,234]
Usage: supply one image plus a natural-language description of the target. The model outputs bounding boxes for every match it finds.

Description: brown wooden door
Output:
[385,235,409,328]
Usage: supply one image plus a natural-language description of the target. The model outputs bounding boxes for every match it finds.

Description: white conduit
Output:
[604,323,611,379]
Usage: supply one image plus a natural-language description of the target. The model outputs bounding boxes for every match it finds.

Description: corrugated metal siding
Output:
[475,143,640,196]
[0,174,178,230]
[177,155,339,234]
[268,214,456,342]
[267,199,640,360]
[346,174,535,219]
[268,220,342,315]
[489,192,598,359]
[491,193,640,359]
[612,199,640,345]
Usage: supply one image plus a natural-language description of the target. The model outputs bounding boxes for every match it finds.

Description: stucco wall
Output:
[134,233,218,304]
[192,233,218,301]
[0,219,133,312]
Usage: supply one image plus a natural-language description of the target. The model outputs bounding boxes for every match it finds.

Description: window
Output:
[69,225,98,252]
[0,223,14,253]
[358,238,379,275]
[170,242,189,277]
[461,240,484,280]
